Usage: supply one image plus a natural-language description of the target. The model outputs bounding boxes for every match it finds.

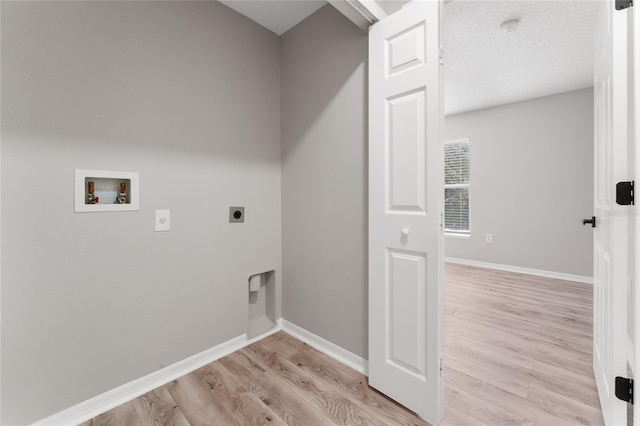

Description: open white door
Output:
[629,2,640,425]
[368,1,444,424]
[633,2,640,425]
[593,2,631,425]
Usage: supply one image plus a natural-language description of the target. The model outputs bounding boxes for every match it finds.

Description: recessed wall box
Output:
[74,169,139,212]
[229,206,245,223]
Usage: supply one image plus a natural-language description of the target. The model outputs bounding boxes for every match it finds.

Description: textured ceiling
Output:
[219,0,326,35]
[219,0,600,114]
[444,1,601,115]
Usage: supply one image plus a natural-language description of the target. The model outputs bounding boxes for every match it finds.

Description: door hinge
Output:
[616,0,633,10]
[616,376,634,404]
[439,354,444,373]
[616,181,635,205]
[439,49,444,66]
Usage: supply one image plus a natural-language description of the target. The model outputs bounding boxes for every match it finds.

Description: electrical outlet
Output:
[486,233,493,243]
[155,210,170,232]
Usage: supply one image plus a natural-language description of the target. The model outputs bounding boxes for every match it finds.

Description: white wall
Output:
[1,2,281,424]
[281,5,369,358]
[445,88,594,277]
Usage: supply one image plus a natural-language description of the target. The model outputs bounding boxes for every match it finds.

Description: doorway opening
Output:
[441,1,604,424]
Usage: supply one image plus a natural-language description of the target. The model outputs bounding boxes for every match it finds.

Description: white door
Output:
[368,1,444,424]
[593,2,630,425]
[629,2,640,425]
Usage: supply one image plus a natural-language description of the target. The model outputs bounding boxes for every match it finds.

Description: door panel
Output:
[388,88,427,212]
[387,249,427,377]
[386,22,426,77]
[593,2,629,425]
[369,1,443,424]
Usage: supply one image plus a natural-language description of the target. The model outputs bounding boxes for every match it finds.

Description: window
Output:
[444,138,470,234]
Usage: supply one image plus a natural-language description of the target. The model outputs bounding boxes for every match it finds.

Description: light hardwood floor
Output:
[443,263,602,426]
[82,263,603,425]
[80,331,428,426]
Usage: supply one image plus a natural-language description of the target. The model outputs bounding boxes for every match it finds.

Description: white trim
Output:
[353,0,387,22]
[444,232,470,239]
[444,137,470,146]
[280,319,368,376]
[0,13,3,418]
[445,257,594,285]
[328,0,388,32]
[31,320,370,425]
[0,2,3,418]
[33,327,281,426]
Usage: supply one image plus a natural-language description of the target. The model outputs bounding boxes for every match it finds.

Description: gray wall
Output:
[1,2,596,423]
[1,2,281,424]
[445,88,594,277]
[281,5,369,358]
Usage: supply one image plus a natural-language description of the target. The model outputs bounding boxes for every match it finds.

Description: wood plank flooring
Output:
[81,331,427,426]
[442,263,602,426]
[82,263,603,425]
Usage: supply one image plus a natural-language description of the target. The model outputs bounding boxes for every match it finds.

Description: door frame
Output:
[335,0,640,424]
[630,2,640,425]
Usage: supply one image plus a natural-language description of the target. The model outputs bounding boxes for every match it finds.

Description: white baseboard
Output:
[280,319,368,376]
[32,320,367,426]
[33,326,281,426]
[445,257,593,285]
[34,319,368,426]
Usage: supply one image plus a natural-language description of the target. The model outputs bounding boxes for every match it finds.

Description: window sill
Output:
[445,232,471,239]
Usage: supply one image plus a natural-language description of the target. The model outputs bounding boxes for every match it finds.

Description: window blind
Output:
[444,140,470,233]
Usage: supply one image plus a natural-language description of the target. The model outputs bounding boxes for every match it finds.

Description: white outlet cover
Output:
[155,210,170,232]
